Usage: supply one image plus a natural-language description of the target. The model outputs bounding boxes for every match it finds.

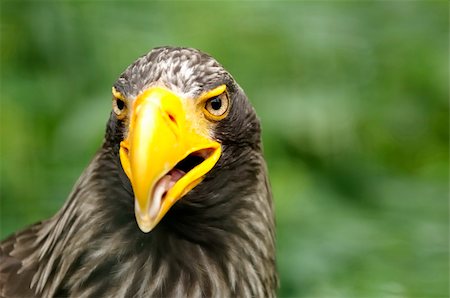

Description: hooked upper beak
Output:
[119,87,221,232]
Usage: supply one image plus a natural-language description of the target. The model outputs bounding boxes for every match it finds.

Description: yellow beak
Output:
[119,87,221,233]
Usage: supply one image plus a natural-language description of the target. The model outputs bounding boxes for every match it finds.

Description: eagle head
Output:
[107,47,263,234]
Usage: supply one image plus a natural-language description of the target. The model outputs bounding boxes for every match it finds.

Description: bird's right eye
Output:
[112,86,128,120]
[116,98,125,110]
[113,97,127,119]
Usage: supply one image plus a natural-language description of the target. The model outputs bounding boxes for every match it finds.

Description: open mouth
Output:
[147,148,214,218]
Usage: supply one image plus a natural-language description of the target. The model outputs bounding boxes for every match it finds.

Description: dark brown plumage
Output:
[0,47,277,297]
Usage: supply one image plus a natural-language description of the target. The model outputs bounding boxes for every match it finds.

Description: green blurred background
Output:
[1,1,448,297]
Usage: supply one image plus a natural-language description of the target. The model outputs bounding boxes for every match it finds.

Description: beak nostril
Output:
[168,113,177,125]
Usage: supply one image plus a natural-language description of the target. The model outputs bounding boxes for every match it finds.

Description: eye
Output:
[113,97,127,119]
[116,98,125,110]
[204,92,229,120]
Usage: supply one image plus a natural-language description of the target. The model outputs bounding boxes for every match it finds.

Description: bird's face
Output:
[110,47,258,233]
[114,84,228,233]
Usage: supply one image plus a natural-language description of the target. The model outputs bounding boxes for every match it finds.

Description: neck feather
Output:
[29,146,277,297]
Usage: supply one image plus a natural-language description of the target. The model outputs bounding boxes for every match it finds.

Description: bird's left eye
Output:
[204,92,229,120]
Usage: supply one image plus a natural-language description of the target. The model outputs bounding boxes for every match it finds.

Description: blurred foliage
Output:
[0,1,448,297]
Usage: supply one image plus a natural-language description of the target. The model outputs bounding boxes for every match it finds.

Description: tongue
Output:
[168,168,185,182]
[147,169,186,219]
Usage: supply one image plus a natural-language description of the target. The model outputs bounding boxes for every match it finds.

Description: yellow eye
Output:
[112,97,127,120]
[112,87,127,120]
[204,92,229,120]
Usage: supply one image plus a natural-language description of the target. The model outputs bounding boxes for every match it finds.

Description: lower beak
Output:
[119,87,221,232]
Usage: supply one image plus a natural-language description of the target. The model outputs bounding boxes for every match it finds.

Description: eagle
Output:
[0,47,277,297]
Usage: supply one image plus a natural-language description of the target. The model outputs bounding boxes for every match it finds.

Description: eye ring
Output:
[112,86,128,120]
[204,92,229,121]
[112,97,127,120]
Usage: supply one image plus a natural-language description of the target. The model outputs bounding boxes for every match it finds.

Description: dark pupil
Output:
[116,99,125,110]
[210,97,222,110]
